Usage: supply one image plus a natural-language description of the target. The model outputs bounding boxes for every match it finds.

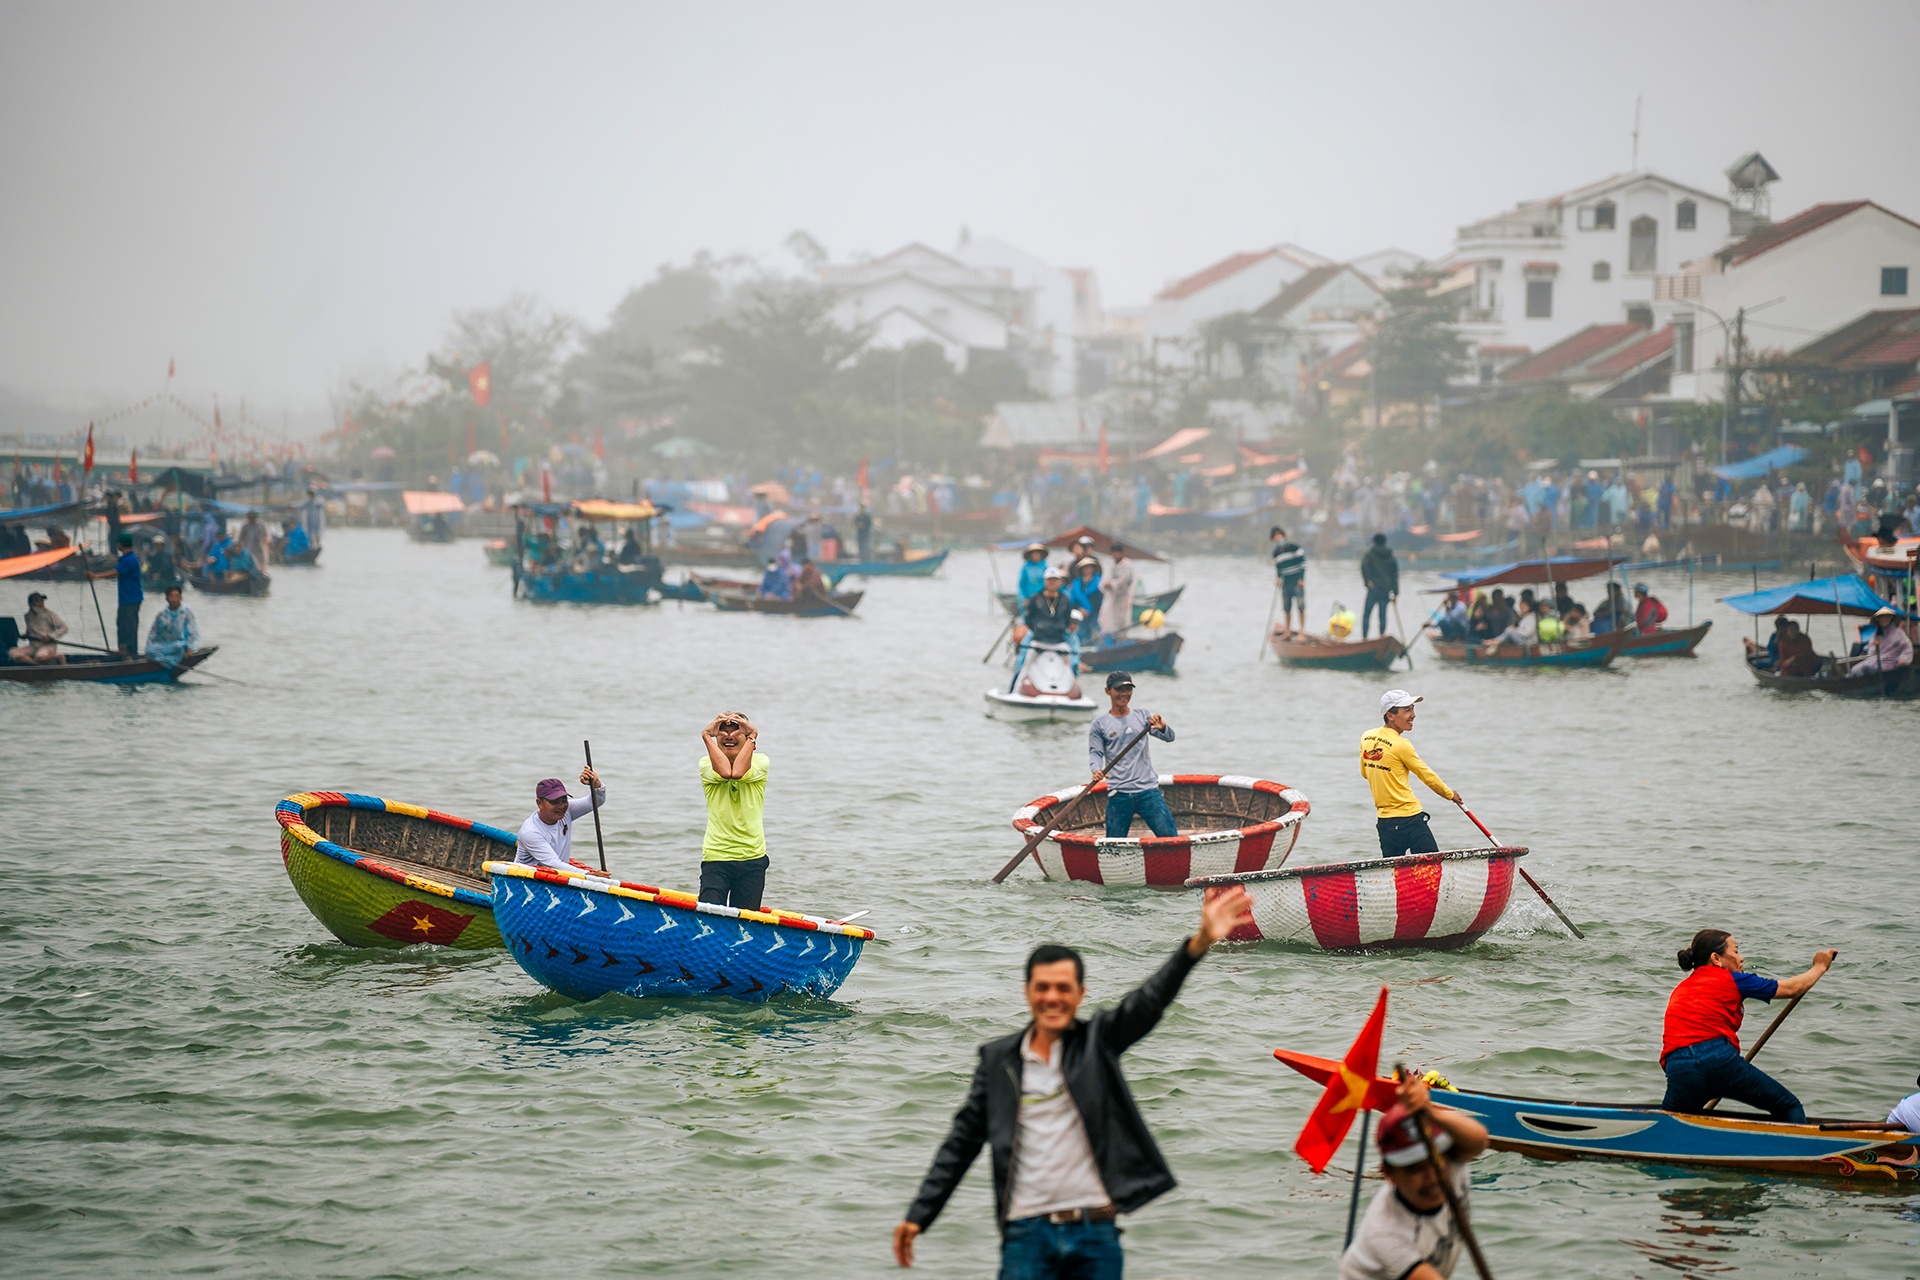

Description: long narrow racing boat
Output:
[487,862,874,1002]
[1273,1050,1918,1181]
[1189,846,1526,949]
[276,792,514,949]
[1008,775,1309,887]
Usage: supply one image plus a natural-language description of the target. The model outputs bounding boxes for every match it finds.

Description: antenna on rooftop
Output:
[1631,95,1641,170]
[1725,151,1781,235]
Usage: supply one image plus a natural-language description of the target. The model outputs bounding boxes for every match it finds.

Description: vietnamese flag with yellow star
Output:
[1292,986,1395,1173]
[367,899,476,946]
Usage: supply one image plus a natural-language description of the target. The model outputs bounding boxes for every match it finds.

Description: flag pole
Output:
[1343,1110,1371,1249]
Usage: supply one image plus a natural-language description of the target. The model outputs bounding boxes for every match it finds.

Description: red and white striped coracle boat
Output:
[1009,774,1309,889]
[1188,846,1527,950]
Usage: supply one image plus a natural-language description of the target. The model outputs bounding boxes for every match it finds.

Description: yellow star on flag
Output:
[412,915,435,934]
[1329,1063,1372,1115]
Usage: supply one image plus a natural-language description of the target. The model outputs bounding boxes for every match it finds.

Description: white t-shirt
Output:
[1340,1159,1472,1280]
[1005,1029,1110,1220]
[514,788,606,870]
[1888,1091,1920,1133]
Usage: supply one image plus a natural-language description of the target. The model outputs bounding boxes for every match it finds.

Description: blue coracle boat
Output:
[1276,1050,1918,1181]
[486,862,874,1002]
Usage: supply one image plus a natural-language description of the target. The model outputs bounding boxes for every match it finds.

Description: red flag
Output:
[541,466,552,503]
[367,899,478,946]
[83,423,95,476]
[593,425,605,460]
[466,416,477,458]
[1293,987,1392,1173]
[857,456,869,492]
[468,362,492,408]
[129,449,139,485]
[167,357,175,379]
[1098,422,1109,475]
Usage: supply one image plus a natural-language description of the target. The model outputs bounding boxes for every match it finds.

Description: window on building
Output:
[1676,200,1697,230]
[1626,303,1653,328]
[1592,260,1612,282]
[1628,215,1658,272]
[1673,319,1695,373]
[1578,200,1617,231]
[1884,266,1911,296]
[1526,280,1553,318]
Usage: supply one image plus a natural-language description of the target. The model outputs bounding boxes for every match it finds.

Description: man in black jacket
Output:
[1359,533,1399,640]
[892,886,1254,1276]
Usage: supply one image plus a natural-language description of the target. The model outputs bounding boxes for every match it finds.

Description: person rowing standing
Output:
[1340,1073,1490,1280]
[1360,691,1460,859]
[514,768,607,875]
[1089,672,1177,838]
[1661,929,1835,1122]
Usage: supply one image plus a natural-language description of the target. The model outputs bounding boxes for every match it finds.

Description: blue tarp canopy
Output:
[1432,556,1626,590]
[1712,445,1805,481]
[1718,574,1901,618]
[0,500,85,526]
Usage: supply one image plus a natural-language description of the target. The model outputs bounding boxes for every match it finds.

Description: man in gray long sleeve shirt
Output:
[1088,672,1178,840]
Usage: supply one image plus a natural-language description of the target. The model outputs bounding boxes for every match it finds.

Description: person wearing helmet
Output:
[1340,1073,1489,1280]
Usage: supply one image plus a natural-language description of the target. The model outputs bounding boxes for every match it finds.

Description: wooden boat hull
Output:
[271,547,322,566]
[1079,631,1183,675]
[821,548,949,583]
[482,540,516,566]
[519,566,662,605]
[1429,635,1621,667]
[1010,775,1309,888]
[275,792,513,950]
[1747,657,1917,697]
[487,862,873,1003]
[0,645,218,685]
[998,584,1184,624]
[1192,847,1526,949]
[708,587,862,616]
[1270,631,1404,670]
[188,568,271,596]
[1273,1052,1919,1180]
[1610,621,1711,657]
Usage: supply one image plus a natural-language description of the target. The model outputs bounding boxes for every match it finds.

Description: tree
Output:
[679,284,869,462]
[568,258,730,426]
[1371,271,1470,406]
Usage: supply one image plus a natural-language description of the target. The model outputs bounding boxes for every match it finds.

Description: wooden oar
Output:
[1257,582,1280,662]
[1397,1064,1494,1280]
[1392,598,1414,670]
[582,739,608,873]
[1701,953,1836,1113]
[990,720,1157,883]
[1455,801,1584,939]
[981,614,1016,663]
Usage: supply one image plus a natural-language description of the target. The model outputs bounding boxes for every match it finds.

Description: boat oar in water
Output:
[1392,598,1414,670]
[1702,952,1836,1112]
[991,720,1157,884]
[1257,583,1280,662]
[1396,1064,1495,1280]
[1455,800,1584,939]
[583,739,608,873]
[981,614,1016,664]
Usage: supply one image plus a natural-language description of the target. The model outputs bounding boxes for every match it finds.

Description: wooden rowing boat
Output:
[1008,774,1309,888]
[821,548,950,583]
[707,585,863,616]
[1269,630,1405,670]
[1610,621,1712,657]
[1746,656,1917,697]
[1078,630,1183,675]
[271,546,322,566]
[1428,633,1624,668]
[188,567,271,596]
[486,862,874,1002]
[518,561,663,605]
[997,584,1185,624]
[1273,1051,1919,1181]
[0,645,219,685]
[1191,846,1525,949]
[275,792,512,950]
[482,539,516,566]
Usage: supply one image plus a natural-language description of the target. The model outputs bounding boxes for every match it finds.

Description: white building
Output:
[951,234,1104,399]
[1347,247,1427,287]
[817,242,1015,373]
[1437,171,1739,357]
[1665,200,1920,401]
[1146,245,1332,364]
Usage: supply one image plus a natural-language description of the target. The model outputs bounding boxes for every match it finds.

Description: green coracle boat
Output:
[276,791,514,950]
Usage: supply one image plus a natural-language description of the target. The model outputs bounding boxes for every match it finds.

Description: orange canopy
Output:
[0,546,76,580]
[402,491,466,516]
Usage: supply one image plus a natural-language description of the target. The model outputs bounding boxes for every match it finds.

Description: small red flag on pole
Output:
[167,357,175,380]
[1294,987,1394,1173]
[83,423,96,477]
[856,455,869,493]
[129,449,139,486]
[468,362,492,408]
[541,465,552,503]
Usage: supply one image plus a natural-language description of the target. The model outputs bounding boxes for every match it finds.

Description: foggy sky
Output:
[3,0,1917,425]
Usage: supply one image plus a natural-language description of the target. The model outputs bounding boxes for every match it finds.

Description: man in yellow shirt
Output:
[1359,690,1462,859]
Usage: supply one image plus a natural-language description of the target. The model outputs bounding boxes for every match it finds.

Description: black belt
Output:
[1045,1206,1117,1225]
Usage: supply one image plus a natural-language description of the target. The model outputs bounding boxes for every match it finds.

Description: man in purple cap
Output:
[514,766,607,873]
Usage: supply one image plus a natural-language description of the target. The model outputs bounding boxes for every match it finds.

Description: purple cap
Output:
[535,778,569,802]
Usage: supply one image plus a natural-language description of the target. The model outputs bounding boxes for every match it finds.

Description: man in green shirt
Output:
[699,711,770,909]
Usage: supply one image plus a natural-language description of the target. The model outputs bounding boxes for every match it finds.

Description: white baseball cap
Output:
[1380,689,1423,712]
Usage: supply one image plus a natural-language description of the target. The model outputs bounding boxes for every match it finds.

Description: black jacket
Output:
[1360,544,1399,594]
[905,943,1202,1235]
[1023,590,1077,645]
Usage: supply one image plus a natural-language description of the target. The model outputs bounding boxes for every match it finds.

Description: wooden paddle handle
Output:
[1397,1065,1495,1280]
[990,721,1157,884]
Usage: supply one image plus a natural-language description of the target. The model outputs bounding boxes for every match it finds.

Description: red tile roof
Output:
[1500,324,1648,382]
[1475,344,1531,355]
[1795,308,1920,365]
[1717,202,1881,266]
[1849,325,1920,369]
[1586,326,1675,378]
[1252,263,1347,318]
[1157,250,1276,300]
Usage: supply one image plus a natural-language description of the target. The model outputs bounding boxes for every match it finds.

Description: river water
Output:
[3,530,1916,1278]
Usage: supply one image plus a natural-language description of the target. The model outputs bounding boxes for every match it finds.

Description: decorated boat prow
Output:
[276,792,513,949]
[1188,846,1526,949]
[486,862,874,1003]
[1009,774,1308,888]
[1272,1051,1919,1181]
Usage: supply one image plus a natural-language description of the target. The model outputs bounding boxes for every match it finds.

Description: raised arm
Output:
[1097,887,1252,1053]
[1397,1074,1488,1161]
[1773,948,1837,1000]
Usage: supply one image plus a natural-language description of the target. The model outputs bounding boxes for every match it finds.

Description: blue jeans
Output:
[1105,788,1177,839]
[999,1216,1123,1280]
[1362,589,1391,638]
[1662,1038,1804,1122]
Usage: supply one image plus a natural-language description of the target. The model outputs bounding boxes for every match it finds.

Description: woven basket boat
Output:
[276,792,513,950]
[487,862,874,1002]
[1189,846,1527,950]
[1008,774,1309,888]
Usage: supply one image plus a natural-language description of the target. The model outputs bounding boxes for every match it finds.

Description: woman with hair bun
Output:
[1660,929,1836,1122]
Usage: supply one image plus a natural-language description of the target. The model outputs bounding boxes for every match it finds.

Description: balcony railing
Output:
[1654,273,1701,300]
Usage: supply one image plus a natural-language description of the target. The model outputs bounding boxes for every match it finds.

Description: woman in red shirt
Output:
[1661,929,1835,1122]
